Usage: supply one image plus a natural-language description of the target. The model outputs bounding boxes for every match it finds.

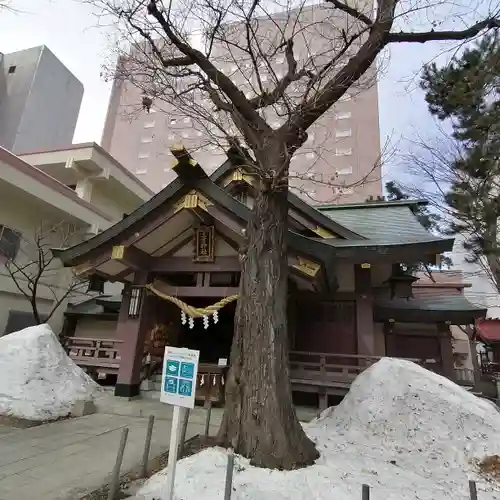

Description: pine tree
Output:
[421,33,500,291]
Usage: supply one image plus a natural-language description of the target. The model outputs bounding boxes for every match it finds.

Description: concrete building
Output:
[101,3,381,204]
[0,143,153,336]
[0,46,83,154]
[451,233,500,318]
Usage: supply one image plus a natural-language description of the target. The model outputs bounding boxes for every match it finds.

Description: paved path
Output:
[0,395,317,500]
[0,409,220,500]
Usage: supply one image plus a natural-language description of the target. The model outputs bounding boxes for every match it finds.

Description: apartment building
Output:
[0,143,153,336]
[101,2,382,203]
[0,46,83,154]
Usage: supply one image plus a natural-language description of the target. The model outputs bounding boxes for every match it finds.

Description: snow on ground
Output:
[137,358,500,500]
[0,324,100,421]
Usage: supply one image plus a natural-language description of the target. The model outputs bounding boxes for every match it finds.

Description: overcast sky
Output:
[0,0,476,185]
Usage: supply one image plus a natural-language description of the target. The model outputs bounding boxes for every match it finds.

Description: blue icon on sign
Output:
[178,379,193,396]
[166,360,180,376]
[180,362,195,379]
[165,376,178,394]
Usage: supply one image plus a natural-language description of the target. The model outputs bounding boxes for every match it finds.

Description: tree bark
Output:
[217,166,319,469]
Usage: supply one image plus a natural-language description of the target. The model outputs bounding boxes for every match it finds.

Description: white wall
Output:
[89,183,133,222]
[452,233,500,318]
[0,185,89,335]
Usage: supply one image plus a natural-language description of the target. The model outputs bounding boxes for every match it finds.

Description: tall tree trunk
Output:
[217,169,319,469]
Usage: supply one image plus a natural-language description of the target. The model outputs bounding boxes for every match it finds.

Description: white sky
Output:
[0,0,471,183]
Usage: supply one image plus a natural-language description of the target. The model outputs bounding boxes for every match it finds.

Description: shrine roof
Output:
[374,295,486,324]
[65,295,119,318]
[318,203,453,248]
[475,319,500,343]
[52,148,453,270]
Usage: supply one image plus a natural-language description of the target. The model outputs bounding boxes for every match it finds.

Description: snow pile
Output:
[0,324,100,421]
[137,358,500,500]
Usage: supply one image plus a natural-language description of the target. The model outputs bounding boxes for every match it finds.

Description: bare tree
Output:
[86,0,500,468]
[3,221,89,325]
[400,127,500,304]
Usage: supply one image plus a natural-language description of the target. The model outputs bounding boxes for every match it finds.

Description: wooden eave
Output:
[55,155,337,290]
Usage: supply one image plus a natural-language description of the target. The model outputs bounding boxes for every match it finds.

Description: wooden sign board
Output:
[193,225,215,262]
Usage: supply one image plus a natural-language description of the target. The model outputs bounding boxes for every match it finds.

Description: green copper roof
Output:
[318,204,445,245]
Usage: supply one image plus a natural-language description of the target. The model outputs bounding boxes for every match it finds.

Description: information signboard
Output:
[160,346,200,409]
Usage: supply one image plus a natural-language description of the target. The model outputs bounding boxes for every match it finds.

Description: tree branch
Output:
[146,0,269,134]
[286,0,397,139]
[325,0,373,26]
[249,39,314,109]
[388,18,500,43]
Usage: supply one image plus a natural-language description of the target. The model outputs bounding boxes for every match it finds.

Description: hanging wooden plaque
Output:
[194,225,215,262]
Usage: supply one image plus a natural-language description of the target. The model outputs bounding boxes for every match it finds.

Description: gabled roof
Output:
[53,147,454,277]
[212,159,453,258]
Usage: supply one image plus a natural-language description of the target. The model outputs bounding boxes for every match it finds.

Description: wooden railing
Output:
[455,367,475,386]
[289,351,439,387]
[64,337,123,374]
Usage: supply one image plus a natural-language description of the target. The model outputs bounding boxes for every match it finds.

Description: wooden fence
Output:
[64,337,122,375]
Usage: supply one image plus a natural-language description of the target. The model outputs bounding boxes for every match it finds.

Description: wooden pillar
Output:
[115,272,153,398]
[354,264,375,357]
[464,326,482,388]
[61,315,77,339]
[384,321,396,357]
[438,323,456,382]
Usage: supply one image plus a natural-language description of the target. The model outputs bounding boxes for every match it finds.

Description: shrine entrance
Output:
[179,298,235,364]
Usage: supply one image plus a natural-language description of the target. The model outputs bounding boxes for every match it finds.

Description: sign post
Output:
[161,346,200,500]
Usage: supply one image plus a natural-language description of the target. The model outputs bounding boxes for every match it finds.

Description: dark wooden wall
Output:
[294,300,356,354]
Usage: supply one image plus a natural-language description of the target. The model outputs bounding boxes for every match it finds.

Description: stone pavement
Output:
[0,395,317,500]
[0,408,220,500]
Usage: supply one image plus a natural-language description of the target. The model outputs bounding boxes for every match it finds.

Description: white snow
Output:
[137,358,500,500]
[0,324,100,421]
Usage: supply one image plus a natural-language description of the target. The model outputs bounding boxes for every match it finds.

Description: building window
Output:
[306,152,316,160]
[138,152,150,159]
[135,168,148,175]
[183,117,191,124]
[182,132,189,138]
[170,118,177,125]
[336,111,352,120]
[196,131,203,137]
[0,225,21,261]
[168,134,175,141]
[336,129,352,138]
[141,137,153,143]
[8,65,16,74]
[337,166,353,175]
[335,148,352,156]
[144,121,155,129]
